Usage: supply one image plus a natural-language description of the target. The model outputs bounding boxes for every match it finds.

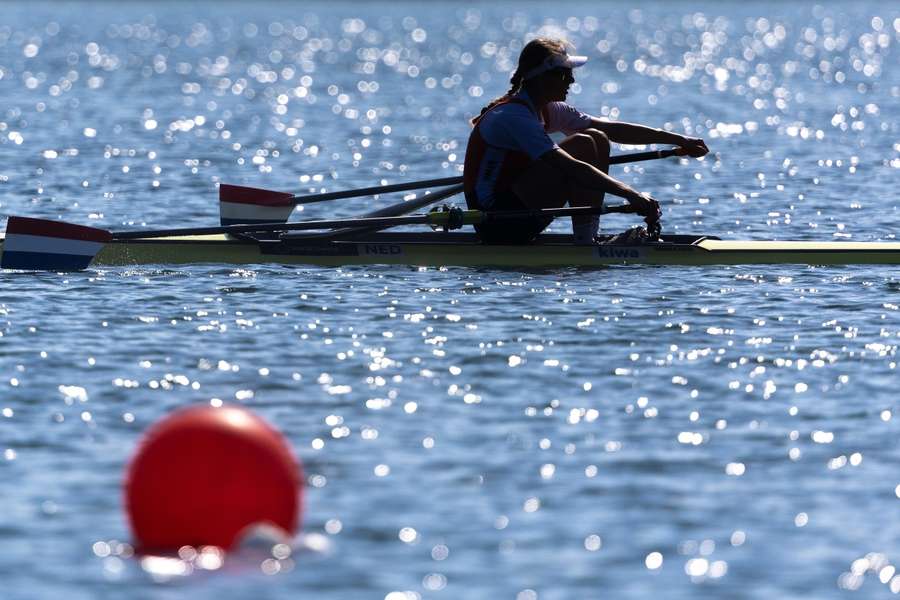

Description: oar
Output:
[288,183,464,240]
[2,204,638,271]
[218,148,685,225]
[218,176,461,226]
[353,184,463,219]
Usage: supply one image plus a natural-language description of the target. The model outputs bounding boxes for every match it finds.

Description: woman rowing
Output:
[463,38,709,244]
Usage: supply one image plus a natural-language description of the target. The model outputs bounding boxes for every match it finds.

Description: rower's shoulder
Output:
[491,101,534,115]
[545,101,586,115]
[480,101,537,127]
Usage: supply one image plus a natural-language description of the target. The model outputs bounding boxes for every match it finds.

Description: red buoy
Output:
[125,404,302,551]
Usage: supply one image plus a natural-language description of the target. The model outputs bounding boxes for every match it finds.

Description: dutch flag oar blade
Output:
[219,184,295,226]
[1,217,111,271]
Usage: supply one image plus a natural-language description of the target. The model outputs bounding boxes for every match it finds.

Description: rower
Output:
[463,38,709,244]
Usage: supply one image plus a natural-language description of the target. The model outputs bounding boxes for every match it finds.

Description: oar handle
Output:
[602,204,640,214]
[609,148,683,164]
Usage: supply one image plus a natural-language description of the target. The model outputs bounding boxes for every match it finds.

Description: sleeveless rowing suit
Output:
[463,91,592,243]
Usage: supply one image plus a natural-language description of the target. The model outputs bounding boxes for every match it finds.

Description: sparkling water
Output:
[1,2,898,598]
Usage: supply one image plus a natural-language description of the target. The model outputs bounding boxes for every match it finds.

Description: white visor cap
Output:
[523,52,588,80]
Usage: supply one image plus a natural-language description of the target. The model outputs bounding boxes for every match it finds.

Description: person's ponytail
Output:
[469,70,523,125]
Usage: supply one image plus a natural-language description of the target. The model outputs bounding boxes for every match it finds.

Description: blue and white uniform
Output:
[465,90,592,210]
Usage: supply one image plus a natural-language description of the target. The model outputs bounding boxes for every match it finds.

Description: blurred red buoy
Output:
[125,404,302,551]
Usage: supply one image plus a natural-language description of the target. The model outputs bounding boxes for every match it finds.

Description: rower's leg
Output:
[510,161,570,210]
[573,128,611,174]
[508,130,611,241]
[510,131,602,209]
[560,129,610,242]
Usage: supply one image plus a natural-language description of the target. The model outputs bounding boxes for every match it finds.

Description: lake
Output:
[1,1,899,598]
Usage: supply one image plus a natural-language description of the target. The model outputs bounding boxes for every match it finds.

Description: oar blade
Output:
[1,217,111,271]
[219,184,295,226]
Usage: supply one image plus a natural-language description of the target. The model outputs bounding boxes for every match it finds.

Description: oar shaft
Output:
[113,215,443,240]
[288,184,464,240]
[117,186,465,239]
[112,203,635,240]
[286,149,682,206]
[291,176,462,205]
[483,204,637,223]
[355,184,463,219]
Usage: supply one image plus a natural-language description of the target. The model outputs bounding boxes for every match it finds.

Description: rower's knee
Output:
[564,133,598,162]
[583,129,610,157]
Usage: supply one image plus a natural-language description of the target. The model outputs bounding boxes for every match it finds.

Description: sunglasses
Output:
[553,68,575,83]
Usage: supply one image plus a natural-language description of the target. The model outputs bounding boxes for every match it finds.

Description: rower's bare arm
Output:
[587,118,709,157]
[539,149,654,212]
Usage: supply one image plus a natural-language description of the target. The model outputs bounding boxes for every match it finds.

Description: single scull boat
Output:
[3,228,900,268]
[2,147,898,270]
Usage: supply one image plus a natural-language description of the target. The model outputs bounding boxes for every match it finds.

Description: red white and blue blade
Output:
[1,217,111,270]
[219,184,295,226]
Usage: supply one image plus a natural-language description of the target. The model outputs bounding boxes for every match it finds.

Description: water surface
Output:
[1,2,899,598]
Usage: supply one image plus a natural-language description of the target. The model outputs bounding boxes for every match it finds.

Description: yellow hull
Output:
[4,232,900,267]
